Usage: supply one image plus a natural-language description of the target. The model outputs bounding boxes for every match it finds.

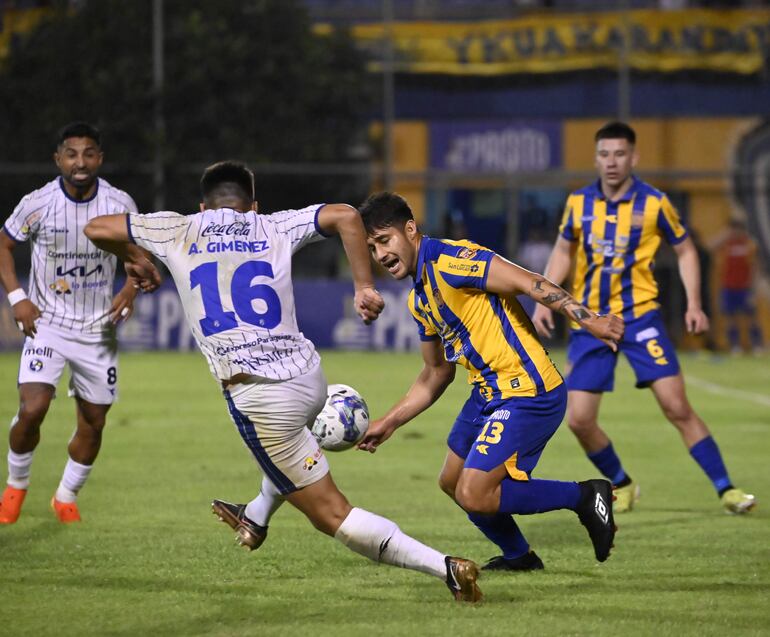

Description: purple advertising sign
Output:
[0,278,422,353]
[430,120,562,173]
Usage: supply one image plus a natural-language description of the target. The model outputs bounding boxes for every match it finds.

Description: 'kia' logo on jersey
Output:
[55,264,104,278]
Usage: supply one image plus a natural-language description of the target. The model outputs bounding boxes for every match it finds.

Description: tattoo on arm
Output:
[570,307,591,321]
[542,292,566,304]
[531,277,593,324]
[559,300,591,323]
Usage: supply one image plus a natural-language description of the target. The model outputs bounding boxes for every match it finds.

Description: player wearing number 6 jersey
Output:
[0,122,144,524]
[85,161,485,603]
[531,121,755,515]
[358,191,624,570]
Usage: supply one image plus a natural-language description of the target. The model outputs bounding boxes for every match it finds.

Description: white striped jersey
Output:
[128,205,327,382]
[3,177,138,337]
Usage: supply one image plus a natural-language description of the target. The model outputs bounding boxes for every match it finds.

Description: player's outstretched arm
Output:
[84,213,130,249]
[0,229,41,336]
[485,255,624,351]
[673,236,709,334]
[85,215,161,292]
[317,204,384,324]
[531,236,575,338]
[358,340,455,453]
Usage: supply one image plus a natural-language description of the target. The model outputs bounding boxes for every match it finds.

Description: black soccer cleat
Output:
[211,499,267,551]
[445,556,483,603]
[482,550,545,572]
[576,479,616,562]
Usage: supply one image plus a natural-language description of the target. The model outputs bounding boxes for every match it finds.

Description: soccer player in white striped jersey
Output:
[83,161,483,602]
[0,122,145,524]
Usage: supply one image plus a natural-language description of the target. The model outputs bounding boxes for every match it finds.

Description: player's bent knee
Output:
[567,417,596,437]
[17,402,50,427]
[81,417,107,432]
[661,401,694,426]
[454,483,496,515]
[437,472,457,499]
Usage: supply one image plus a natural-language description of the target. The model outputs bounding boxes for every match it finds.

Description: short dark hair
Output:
[595,121,636,145]
[200,161,255,205]
[57,121,101,147]
[359,192,414,234]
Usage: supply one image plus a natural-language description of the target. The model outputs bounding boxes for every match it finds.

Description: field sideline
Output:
[0,349,768,636]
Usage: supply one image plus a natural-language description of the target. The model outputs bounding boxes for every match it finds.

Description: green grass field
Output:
[0,349,768,637]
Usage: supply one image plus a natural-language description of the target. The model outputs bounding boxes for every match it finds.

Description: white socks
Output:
[245,477,284,527]
[334,507,446,579]
[7,454,94,502]
[7,449,34,490]
[54,458,93,503]
[7,413,33,490]
[7,413,94,501]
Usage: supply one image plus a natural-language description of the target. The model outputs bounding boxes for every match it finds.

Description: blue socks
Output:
[469,479,583,558]
[689,436,732,494]
[587,443,628,486]
[498,478,581,515]
[467,512,530,560]
[586,438,731,495]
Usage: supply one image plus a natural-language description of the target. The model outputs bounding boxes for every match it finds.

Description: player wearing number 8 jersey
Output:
[85,161,487,603]
[358,191,624,569]
[0,122,143,524]
[532,121,756,515]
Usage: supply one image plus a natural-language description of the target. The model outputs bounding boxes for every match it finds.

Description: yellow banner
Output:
[0,8,51,60]
[315,9,770,75]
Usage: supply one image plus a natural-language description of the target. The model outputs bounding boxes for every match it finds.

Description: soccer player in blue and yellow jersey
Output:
[358,192,624,570]
[532,121,756,515]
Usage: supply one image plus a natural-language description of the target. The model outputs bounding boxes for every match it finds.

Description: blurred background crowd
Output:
[1,0,768,354]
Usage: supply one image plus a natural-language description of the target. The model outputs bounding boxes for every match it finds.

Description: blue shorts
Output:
[566,310,679,392]
[447,383,566,480]
[721,289,754,315]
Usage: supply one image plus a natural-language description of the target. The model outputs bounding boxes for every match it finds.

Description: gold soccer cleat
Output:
[445,556,483,603]
[613,481,640,513]
[211,499,267,551]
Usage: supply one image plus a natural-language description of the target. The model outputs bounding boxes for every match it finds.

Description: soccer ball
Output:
[311,384,369,452]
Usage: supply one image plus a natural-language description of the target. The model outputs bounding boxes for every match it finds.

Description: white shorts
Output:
[17,324,119,405]
[223,363,329,495]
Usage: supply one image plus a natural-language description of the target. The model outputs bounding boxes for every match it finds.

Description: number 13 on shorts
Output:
[475,421,504,455]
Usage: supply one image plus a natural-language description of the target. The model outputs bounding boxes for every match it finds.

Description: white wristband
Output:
[7,288,27,306]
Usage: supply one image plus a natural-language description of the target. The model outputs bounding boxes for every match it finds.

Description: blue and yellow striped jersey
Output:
[407,237,563,400]
[559,177,688,323]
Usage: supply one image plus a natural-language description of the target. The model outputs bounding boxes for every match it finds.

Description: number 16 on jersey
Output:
[190,260,282,337]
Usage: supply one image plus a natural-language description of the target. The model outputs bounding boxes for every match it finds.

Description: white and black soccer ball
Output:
[311,384,369,452]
